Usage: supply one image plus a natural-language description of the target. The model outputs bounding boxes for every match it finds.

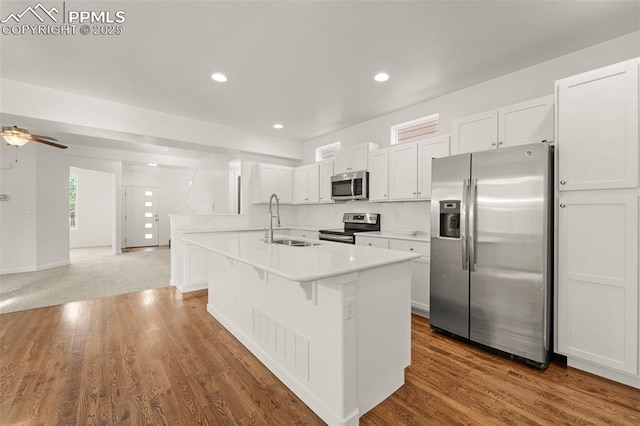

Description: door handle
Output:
[469,178,477,271]
[350,179,355,198]
[461,178,469,270]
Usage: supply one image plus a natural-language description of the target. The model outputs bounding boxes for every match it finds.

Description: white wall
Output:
[67,156,123,253]
[0,143,69,274]
[302,32,640,160]
[69,167,114,249]
[297,31,640,233]
[123,165,193,245]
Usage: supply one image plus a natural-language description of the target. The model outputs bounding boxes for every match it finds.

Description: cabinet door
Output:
[306,164,320,203]
[557,195,638,374]
[334,149,351,174]
[557,62,638,191]
[276,167,293,203]
[417,136,450,199]
[498,95,554,148]
[368,149,389,201]
[293,167,306,204]
[355,235,389,249]
[389,143,418,200]
[452,110,498,154]
[319,160,334,203]
[259,165,277,203]
[350,144,369,172]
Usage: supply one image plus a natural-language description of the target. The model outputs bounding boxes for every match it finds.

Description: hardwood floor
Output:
[1,288,638,425]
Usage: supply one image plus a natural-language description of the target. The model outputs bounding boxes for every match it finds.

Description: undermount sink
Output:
[267,238,319,247]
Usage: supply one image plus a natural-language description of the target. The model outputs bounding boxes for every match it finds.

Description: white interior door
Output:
[125,186,159,248]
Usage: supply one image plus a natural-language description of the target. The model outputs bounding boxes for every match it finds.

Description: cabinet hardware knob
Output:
[560,180,566,185]
[383,194,387,197]
[417,192,421,195]
[409,248,414,251]
[491,142,497,146]
[560,204,566,208]
[413,192,416,195]
[368,243,372,246]
[498,141,503,145]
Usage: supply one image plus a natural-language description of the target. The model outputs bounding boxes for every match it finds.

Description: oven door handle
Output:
[319,234,354,243]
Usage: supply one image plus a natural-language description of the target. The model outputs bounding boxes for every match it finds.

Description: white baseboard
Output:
[175,280,207,293]
[1,260,70,275]
[411,302,430,318]
[568,357,640,389]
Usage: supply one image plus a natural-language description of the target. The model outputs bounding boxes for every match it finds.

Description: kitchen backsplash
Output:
[292,200,430,236]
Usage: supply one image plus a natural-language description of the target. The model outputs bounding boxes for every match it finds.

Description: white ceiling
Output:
[1,1,639,147]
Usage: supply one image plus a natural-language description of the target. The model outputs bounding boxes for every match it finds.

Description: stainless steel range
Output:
[318,213,380,244]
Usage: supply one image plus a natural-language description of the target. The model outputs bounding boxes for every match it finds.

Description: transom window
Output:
[390,113,439,145]
[315,141,342,162]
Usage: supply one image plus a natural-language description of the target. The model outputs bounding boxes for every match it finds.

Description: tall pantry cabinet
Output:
[555,58,639,387]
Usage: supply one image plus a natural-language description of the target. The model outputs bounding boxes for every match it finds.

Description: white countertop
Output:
[355,231,430,242]
[182,232,420,282]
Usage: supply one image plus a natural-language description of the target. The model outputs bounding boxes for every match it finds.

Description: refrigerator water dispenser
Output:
[439,200,461,238]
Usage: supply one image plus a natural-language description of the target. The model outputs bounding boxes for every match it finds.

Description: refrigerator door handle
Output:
[469,178,477,271]
[461,178,469,270]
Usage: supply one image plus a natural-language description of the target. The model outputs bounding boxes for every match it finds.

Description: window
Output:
[315,141,342,162]
[390,113,439,145]
[69,175,78,229]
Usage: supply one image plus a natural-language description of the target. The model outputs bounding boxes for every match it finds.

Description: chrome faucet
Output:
[267,193,281,243]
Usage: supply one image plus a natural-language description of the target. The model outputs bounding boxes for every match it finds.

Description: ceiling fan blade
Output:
[29,134,59,142]
[27,135,68,149]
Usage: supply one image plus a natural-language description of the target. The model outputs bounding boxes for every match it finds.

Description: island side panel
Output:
[205,252,412,426]
[206,252,360,426]
[355,262,412,414]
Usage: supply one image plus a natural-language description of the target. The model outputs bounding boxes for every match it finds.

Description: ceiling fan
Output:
[1,126,68,150]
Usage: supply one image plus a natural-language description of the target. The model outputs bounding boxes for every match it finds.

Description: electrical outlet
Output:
[345,297,355,320]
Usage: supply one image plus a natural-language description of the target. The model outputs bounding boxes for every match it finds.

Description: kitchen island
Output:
[182,232,420,426]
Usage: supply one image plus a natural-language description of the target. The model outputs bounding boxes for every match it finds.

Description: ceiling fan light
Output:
[3,135,29,146]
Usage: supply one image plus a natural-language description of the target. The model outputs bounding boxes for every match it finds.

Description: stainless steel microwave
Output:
[331,171,369,200]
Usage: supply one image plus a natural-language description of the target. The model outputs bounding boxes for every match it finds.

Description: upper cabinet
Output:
[293,163,320,204]
[252,163,293,204]
[318,159,334,204]
[388,135,450,201]
[369,149,390,202]
[556,61,638,191]
[452,95,554,154]
[334,142,379,174]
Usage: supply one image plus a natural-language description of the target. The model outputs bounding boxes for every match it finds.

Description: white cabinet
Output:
[556,61,638,191]
[318,160,334,204]
[284,229,320,240]
[388,136,450,200]
[355,235,389,249]
[557,195,638,375]
[252,163,293,204]
[368,149,389,202]
[452,95,554,154]
[334,142,379,174]
[293,164,320,204]
[355,235,431,317]
[555,58,640,389]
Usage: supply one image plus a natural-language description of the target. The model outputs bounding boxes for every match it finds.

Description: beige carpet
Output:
[0,247,170,314]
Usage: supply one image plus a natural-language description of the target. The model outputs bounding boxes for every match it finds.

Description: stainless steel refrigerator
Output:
[430,142,553,368]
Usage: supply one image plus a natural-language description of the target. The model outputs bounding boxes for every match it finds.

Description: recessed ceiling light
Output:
[211,72,228,83]
[273,124,284,129]
[148,163,158,167]
[374,72,390,82]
